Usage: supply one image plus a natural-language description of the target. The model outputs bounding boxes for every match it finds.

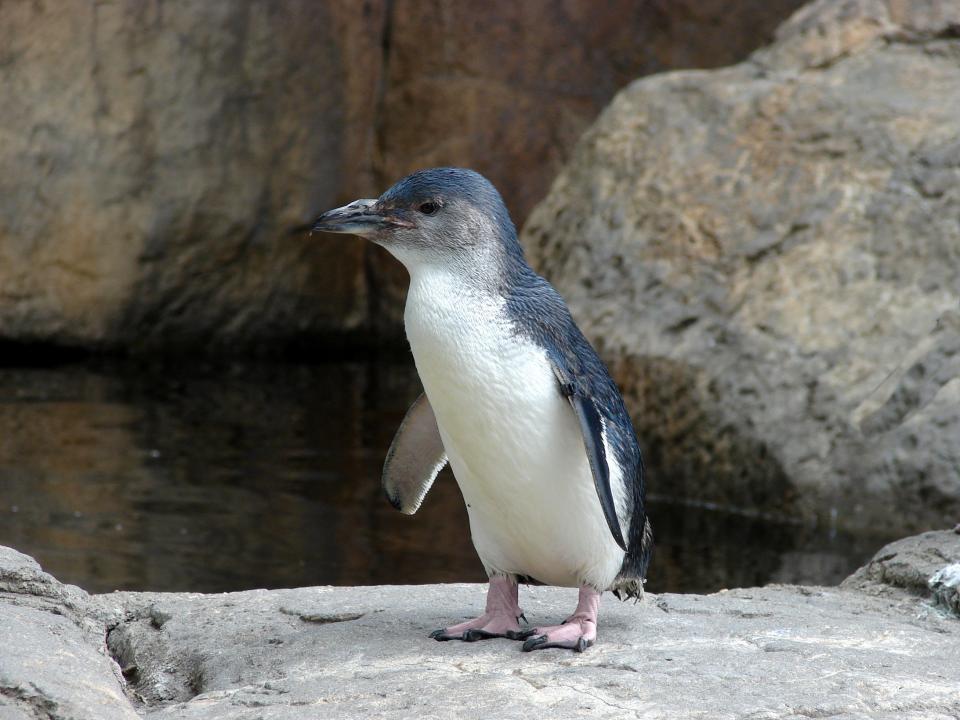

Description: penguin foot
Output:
[519,620,595,652]
[430,575,522,642]
[429,612,522,642]
[519,584,600,653]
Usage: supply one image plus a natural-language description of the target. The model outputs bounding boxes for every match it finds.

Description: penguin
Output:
[312,168,652,652]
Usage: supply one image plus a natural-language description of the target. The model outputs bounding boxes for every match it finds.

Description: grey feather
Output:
[382,393,448,514]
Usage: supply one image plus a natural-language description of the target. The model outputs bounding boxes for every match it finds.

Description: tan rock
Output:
[523,0,960,533]
[369,0,807,329]
[0,0,804,348]
[0,1,383,350]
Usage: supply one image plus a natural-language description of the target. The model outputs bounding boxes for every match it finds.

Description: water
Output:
[0,359,896,595]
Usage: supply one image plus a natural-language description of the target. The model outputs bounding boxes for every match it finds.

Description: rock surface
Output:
[0,1,381,352]
[0,546,137,719]
[0,0,804,350]
[930,564,960,616]
[3,532,960,719]
[522,0,960,534]
[841,527,960,619]
[843,529,960,598]
[366,0,808,329]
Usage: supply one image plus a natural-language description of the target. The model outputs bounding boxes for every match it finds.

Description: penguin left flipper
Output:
[382,393,448,514]
[549,359,628,551]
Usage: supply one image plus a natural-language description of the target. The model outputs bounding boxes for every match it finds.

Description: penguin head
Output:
[312,168,523,275]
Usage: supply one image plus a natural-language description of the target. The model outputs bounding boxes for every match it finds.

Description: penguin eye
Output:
[418,201,439,215]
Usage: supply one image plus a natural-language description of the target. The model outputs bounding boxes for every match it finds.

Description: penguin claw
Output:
[521,634,547,652]
[430,626,520,642]
[522,634,592,653]
[429,628,516,642]
[505,628,537,641]
[462,628,510,642]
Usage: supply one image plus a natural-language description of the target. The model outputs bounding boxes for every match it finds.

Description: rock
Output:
[0,0,806,350]
[0,543,88,611]
[522,0,960,534]
[0,546,137,719]
[0,1,383,352]
[842,529,960,597]
[929,564,960,617]
[3,537,960,719]
[369,0,808,330]
[379,0,808,225]
[95,584,960,719]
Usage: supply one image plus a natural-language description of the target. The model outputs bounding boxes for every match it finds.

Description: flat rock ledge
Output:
[2,532,959,720]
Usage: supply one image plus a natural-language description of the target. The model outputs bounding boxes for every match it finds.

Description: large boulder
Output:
[0,1,382,352]
[522,0,960,534]
[0,1,804,350]
[369,0,808,329]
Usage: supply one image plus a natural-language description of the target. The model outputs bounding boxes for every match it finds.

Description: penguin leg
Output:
[429,575,523,641]
[518,584,599,652]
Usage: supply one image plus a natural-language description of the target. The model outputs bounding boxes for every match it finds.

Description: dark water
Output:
[0,359,896,596]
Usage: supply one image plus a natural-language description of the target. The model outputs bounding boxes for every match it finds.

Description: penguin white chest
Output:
[403,269,624,590]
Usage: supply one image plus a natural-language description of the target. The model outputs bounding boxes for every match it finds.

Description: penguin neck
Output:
[402,259,529,426]
[405,261,504,316]
[403,253,515,360]
[399,236,534,303]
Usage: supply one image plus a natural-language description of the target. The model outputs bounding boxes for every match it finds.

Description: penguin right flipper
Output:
[549,358,628,552]
[382,393,448,514]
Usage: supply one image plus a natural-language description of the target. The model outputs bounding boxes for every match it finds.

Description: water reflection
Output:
[0,360,896,595]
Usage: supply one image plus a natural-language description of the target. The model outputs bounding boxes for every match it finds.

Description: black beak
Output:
[311,198,410,235]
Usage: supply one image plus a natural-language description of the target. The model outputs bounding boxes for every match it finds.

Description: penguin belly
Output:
[404,269,625,591]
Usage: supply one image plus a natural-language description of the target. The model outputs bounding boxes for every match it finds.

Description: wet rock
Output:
[523,0,960,534]
[0,1,805,350]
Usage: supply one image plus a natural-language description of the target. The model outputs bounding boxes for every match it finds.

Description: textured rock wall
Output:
[0,0,803,350]
[523,0,960,533]
[0,1,381,352]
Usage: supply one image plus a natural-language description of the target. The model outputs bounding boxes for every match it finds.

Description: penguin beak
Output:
[311,199,413,235]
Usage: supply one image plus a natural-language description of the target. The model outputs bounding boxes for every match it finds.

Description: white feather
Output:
[404,266,625,590]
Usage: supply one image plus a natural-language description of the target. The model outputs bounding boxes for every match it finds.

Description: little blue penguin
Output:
[312,168,653,652]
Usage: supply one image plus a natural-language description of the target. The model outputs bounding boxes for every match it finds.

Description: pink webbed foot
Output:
[520,585,600,653]
[430,576,524,642]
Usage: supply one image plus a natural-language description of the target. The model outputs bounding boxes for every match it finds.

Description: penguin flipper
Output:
[549,360,628,551]
[382,393,448,514]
